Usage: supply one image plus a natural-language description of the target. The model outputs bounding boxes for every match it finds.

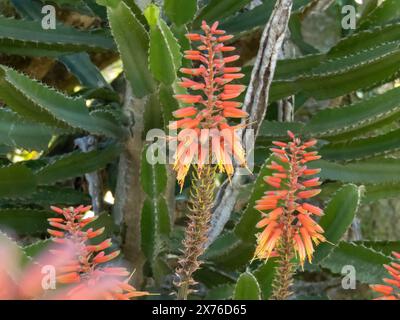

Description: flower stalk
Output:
[171,21,248,299]
[253,131,326,300]
[176,164,216,300]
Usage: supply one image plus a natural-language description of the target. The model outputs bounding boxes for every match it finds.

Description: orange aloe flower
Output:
[371,251,400,300]
[169,21,248,188]
[48,205,149,300]
[254,131,326,265]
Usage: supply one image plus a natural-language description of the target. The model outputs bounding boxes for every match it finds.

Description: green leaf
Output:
[313,184,362,263]
[270,42,400,101]
[320,129,400,161]
[309,158,400,184]
[328,23,400,59]
[0,209,54,235]
[253,259,278,300]
[0,15,115,57]
[275,54,324,80]
[164,0,197,26]
[60,53,109,88]
[0,67,63,128]
[96,0,119,8]
[0,65,124,138]
[1,187,91,207]
[108,1,156,98]
[10,0,109,88]
[194,265,236,288]
[233,272,261,300]
[144,3,160,28]
[304,87,400,140]
[23,239,52,259]
[205,284,235,300]
[235,157,274,242]
[359,0,400,29]
[258,121,305,140]
[363,182,400,203]
[205,232,254,271]
[84,212,116,244]
[355,240,400,257]
[194,0,251,27]
[149,16,182,85]
[0,109,56,150]
[35,144,121,185]
[320,242,393,285]
[219,0,276,34]
[122,0,148,27]
[0,165,37,199]
[0,231,29,267]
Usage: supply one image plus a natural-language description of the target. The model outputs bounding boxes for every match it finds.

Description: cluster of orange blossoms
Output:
[254,131,326,265]
[169,21,248,187]
[48,205,149,300]
[371,251,400,300]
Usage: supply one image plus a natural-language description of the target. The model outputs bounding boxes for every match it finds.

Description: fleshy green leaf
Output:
[108,1,156,98]
[164,0,197,26]
[220,0,276,34]
[313,184,362,263]
[0,65,124,138]
[359,0,400,29]
[253,259,278,300]
[0,165,37,199]
[0,15,115,57]
[320,242,394,284]
[148,7,182,85]
[309,159,400,184]
[35,144,121,185]
[0,109,57,150]
[320,129,400,161]
[270,42,400,101]
[0,209,55,235]
[10,0,109,88]
[304,87,400,140]
[233,272,261,300]
[1,187,91,207]
[23,239,52,259]
[194,0,251,27]
[235,157,274,242]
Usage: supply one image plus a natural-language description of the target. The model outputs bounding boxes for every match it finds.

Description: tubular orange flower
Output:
[371,252,400,300]
[253,131,326,300]
[170,20,248,189]
[48,205,149,300]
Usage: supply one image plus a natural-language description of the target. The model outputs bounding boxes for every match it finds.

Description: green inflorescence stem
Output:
[176,164,216,300]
